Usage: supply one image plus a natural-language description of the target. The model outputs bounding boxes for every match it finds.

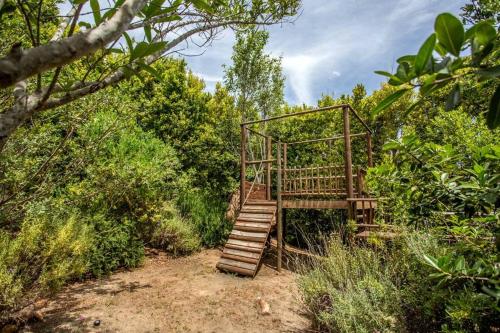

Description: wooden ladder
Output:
[216,200,276,277]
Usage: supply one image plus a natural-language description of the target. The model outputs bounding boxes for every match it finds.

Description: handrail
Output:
[246,159,276,165]
[286,132,366,145]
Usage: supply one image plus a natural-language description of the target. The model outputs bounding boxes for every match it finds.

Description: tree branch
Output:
[0,0,147,88]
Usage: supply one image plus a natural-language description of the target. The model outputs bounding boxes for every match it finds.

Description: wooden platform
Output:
[216,200,276,277]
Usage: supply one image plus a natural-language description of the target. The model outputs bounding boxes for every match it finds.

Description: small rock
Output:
[257,297,271,315]
[33,311,44,322]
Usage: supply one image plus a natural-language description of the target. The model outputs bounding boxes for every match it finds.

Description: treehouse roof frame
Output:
[240,104,372,145]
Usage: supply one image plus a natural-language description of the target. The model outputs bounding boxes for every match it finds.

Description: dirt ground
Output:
[23,249,312,333]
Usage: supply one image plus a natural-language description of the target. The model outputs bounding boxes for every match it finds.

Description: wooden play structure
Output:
[216,104,379,277]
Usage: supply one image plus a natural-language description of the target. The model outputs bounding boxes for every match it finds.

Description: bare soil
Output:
[23,249,311,333]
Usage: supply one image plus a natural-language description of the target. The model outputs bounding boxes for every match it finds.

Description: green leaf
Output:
[189,0,214,12]
[144,25,152,42]
[371,89,409,117]
[423,255,441,271]
[90,0,101,25]
[123,32,134,53]
[477,65,500,80]
[486,84,500,129]
[415,33,436,75]
[434,42,447,56]
[138,62,162,80]
[374,70,393,78]
[472,21,496,46]
[131,41,167,61]
[446,83,461,111]
[434,13,464,57]
[155,14,182,23]
[78,21,91,29]
[397,55,416,65]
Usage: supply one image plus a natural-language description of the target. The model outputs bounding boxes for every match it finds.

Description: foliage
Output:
[299,237,404,333]
[123,59,240,195]
[0,201,92,313]
[150,202,201,256]
[373,12,499,129]
[177,190,231,247]
[87,215,144,277]
[224,28,285,121]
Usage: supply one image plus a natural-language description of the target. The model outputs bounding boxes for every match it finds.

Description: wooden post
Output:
[343,106,354,219]
[367,132,373,167]
[266,136,272,200]
[240,125,247,209]
[277,142,283,272]
[283,143,287,194]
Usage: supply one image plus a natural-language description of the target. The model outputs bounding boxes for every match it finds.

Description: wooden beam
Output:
[241,104,347,125]
[287,133,366,145]
[367,132,373,167]
[277,142,283,272]
[282,200,349,209]
[266,136,272,200]
[245,159,276,165]
[347,105,372,134]
[343,106,354,219]
[240,125,246,209]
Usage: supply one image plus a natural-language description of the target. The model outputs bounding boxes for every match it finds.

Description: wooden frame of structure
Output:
[239,104,374,271]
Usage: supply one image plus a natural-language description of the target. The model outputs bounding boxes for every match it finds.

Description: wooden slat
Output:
[238,213,274,220]
[218,258,257,271]
[221,253,259,265]
[225,242,262,253]
[234,224,269,232]
[223,248,261,259]
[246,200,277,206]
[282,200,349,209]
[216,263,255,276]
[230,230,268,242]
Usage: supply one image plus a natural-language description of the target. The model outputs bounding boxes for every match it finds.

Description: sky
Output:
[183,0,466,105]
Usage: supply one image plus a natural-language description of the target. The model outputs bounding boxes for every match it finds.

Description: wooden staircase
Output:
[216,200,276,277]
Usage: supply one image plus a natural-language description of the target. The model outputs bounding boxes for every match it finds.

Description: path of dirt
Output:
[24,249,312,333]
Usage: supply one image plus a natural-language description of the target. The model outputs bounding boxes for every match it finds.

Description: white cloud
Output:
[183,0,466,104]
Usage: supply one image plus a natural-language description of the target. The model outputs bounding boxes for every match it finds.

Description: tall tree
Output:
[0,0,300,149]
[223,28,285,121]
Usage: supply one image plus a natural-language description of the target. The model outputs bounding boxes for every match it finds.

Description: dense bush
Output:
[0,202,92,313]
[299,231,499,333]
[177,190,231,247]
[299,237,404,333]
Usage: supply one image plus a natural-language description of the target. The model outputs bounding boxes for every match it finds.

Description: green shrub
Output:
[87,215,144,277]
[298,237,405,333]
[0,202,92,314]
[150,203,201,255]
[177,190,230,247]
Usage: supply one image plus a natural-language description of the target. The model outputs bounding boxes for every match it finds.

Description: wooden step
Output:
[221,252,259,265]
[241,208,275,215]
[226,239,264,252]
[216,262,255,276]
[234,222,270,232]
[223,248,261,260]
[236,217,272,224]
[229,230,268,242]
[246,200,277,206]
[238,213,274,220]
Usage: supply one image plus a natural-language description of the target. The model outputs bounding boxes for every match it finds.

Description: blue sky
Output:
[184,0,466,105]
